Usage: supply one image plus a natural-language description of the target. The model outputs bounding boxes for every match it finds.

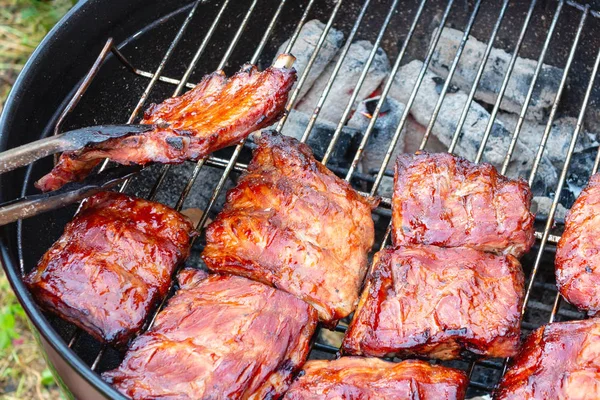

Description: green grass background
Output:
[1,1,76,398]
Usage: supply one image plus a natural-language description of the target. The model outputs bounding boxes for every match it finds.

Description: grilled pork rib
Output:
[25,192,195,345]
[202,131,378,323]
[393,152,535,258]
[556,173,600,317]
[496,319,600,399]
[283,357,468,400]
[342,245,525,360]
[35,60,296,191]
[103,269,317,400]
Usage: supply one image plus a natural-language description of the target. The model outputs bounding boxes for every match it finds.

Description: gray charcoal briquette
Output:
[296,40,390,125]
[274,20,344,102]
[388,60,557,195]
[430,27,563,122]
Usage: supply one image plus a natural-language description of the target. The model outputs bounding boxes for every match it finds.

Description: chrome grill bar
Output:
[501,0,565,175]
[344,0,428,181]
[448,0,510,153]
[299,0,373,144]
[547,34,600,324]
[474,0,538,163]
[369,0,455,196]
[275,0,344,131]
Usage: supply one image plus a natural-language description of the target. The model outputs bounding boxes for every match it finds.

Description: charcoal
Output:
[347,96,445,197]
[497,113,598,171]
[274,19,344,102]
[563,147,598,208]
[532,196,568,221]
[349,96,445,166]
[265,109,358,166]
[430,27,563,122]
[124,162,235,220]
[296,40,390,125]
[388,60,557,195]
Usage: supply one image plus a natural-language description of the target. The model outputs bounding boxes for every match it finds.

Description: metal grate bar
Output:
[545,38,600,325]
[53,39,116,137]
[321,0,400,165]
[299,0,373,144]
[154,0,318,218]
[369,0,455,196]
[143,1,295,333]
[173,0,290,219]
[65,2,203,354]
[344,0,428,181]
[520,5,589,316]
[146,0,233,198]
[527,8,589,187]
[501,0,565,175]
[275,0,344,131]
[448,0,509,153]
[419,0,483,150]
[171,0,319,218]
[125,2,201,127]
[494,2,592,386]
[171,0,290,212]
[86,1,205,370]
[151,0,265,205]
[474,0,538,163]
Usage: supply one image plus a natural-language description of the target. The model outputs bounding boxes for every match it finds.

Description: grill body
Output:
[1,0,600,398]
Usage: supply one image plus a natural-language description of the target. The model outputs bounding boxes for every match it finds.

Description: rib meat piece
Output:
[24,191,195,345]
[283,357,468,400]
[556,173,600,316]
[342,245,524,360]
[496,319,600,399]
[103,269,317,400]
[393,152,535,258]
[35,59,297,192]
[202,131,377,323]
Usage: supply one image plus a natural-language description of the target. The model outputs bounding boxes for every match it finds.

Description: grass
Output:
[1,1,76,398]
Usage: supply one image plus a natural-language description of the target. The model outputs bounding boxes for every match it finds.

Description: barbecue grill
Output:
[1,0,600,398]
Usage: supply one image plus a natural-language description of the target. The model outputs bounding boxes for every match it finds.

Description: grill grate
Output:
[18,0,600,397]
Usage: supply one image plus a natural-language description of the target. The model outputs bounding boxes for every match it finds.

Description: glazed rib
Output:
[103,269,317,400]
[283,357,468,400]
[342,245,524,360]
[496,319,600,399]
[556,173,600,316]
[202,131,377,323]
[35,60,297,192]
[24,192,195,345]
[393,152,535,258]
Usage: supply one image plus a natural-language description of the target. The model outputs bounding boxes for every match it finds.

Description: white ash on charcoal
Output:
[430,27,563,122]
[531,196,568,221]
[296,41,390,125]
[347,96,445,197]
[274,19,344,102]
[388,60,557,195]
[261,109,359,166]
[497,112,598,170]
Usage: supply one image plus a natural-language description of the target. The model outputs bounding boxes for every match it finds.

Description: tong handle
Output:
[0,166,141,226]
[0,134,72,175]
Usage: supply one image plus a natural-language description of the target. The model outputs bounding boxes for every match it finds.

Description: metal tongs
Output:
[0,124,155,174]
[0,124,156,225]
